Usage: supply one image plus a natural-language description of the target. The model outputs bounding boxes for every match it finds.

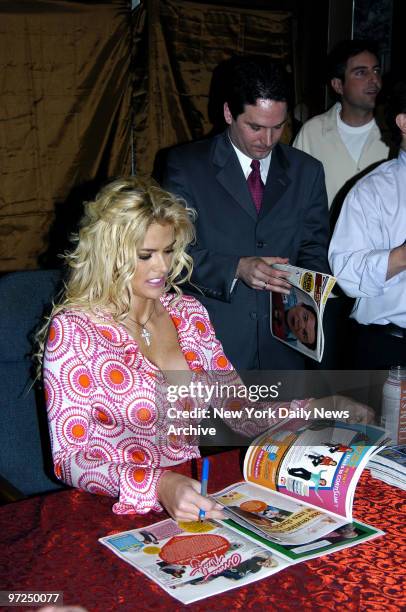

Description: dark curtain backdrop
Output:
[133,0,293,178]
[0,0,132,271]
[0,0,294,270]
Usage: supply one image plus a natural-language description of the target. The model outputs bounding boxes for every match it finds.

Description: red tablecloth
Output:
[1,450,405,611]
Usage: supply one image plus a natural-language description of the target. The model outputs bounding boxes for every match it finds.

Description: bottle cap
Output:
[389,365,406,379]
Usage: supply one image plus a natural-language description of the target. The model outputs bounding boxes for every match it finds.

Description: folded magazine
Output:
[368,444,406,491]
[270,264,336,362]
[99,419,385,604]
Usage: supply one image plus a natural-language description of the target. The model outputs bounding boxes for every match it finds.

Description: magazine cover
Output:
[99,518,289,605]
[99,515,382,604]
[270,264,336,362]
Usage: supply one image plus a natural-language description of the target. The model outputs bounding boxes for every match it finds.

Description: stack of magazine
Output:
[368,445,406,490]
[100,419,386,605]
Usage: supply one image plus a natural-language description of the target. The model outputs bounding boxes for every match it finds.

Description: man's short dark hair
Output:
[385,79,406,146]
[225,55,289,120]
[327,39,379,83]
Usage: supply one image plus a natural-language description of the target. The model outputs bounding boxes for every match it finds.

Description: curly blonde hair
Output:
[36,177,195,368]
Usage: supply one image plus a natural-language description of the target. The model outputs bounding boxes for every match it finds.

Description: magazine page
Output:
[270,288,323,361]
[269,264,336,362]
[243,418,386,519]
[219,517,384,563]
[368,444,406,490]
[272,264,336,310]
[368,444,406,469]
[369,465,406,490]
[99,518,289,605]
[212,481,348,545]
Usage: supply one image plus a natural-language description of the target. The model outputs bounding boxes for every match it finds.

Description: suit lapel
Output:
[212,132,258,221]
[259,144,291,220]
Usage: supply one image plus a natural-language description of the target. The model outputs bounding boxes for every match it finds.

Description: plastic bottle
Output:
[381,365,406,444]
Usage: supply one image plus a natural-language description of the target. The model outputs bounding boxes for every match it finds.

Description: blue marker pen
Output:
[199,457,210,522]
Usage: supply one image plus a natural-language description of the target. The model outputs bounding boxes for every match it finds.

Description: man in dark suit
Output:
[162,56,329,370]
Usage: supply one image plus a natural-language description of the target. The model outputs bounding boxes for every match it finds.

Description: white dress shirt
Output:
[329,149,406,326]
[229,139,272,184]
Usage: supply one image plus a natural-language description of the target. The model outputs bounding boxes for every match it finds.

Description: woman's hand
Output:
[308,395,376,424]
[157,471,225,522]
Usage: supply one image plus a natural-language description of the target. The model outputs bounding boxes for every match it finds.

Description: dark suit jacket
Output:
[162,131,329,370]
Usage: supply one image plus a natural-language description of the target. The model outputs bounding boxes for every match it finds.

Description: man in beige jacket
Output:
[294,39,389,211]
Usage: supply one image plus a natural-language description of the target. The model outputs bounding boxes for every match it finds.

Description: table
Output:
[1,450,405,611]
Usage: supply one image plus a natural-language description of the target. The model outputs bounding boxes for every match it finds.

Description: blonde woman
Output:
[41,178,254,520]
[41,178,372,520]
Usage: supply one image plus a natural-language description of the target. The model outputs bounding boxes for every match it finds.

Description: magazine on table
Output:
[368,444,406,491]
[213,418,385,552]
[99,419,386,604]
[269,264,336,362]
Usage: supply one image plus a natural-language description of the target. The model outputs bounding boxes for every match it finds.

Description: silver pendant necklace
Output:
[127,303,155,347]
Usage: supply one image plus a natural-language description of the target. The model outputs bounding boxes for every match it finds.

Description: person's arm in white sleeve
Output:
[329,181,404,297]
[387,242,406,280]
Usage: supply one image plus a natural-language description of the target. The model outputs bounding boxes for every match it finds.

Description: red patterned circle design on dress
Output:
[188,312,212,342]
[45,316,71,361]
[58,411,89,446]
[195,320,206,333]
[123,344,138,367]
[117,437,159,466]
[116,467,159,512]
[126,395,157,429]
[90,395,124,438]
[43,369,63,419]
[159,534,229,565]
[225,398,245,412]
[95,322,126,347]
[69,316,98,362]
[121,464,154,495]
[99,358,134,396]
[77,472,115,496]
[215,354,229,369]
[78,437,118,463]
[132,468,146,483]
[185,350,198,362]
[159,439,199,464]
[182,344,206,370]
[60,358,93,405]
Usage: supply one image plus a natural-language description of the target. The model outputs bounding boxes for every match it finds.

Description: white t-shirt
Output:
[336,106,375,164]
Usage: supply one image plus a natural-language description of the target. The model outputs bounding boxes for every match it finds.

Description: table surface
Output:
[1,449,405,612]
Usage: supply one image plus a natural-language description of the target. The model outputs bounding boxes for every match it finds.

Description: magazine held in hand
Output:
[270,263,336,362]
[100,419,386,604]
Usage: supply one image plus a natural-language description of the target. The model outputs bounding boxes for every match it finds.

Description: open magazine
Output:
[214,418,385,546]
[99,419,386,605]
[270,264,336,362]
